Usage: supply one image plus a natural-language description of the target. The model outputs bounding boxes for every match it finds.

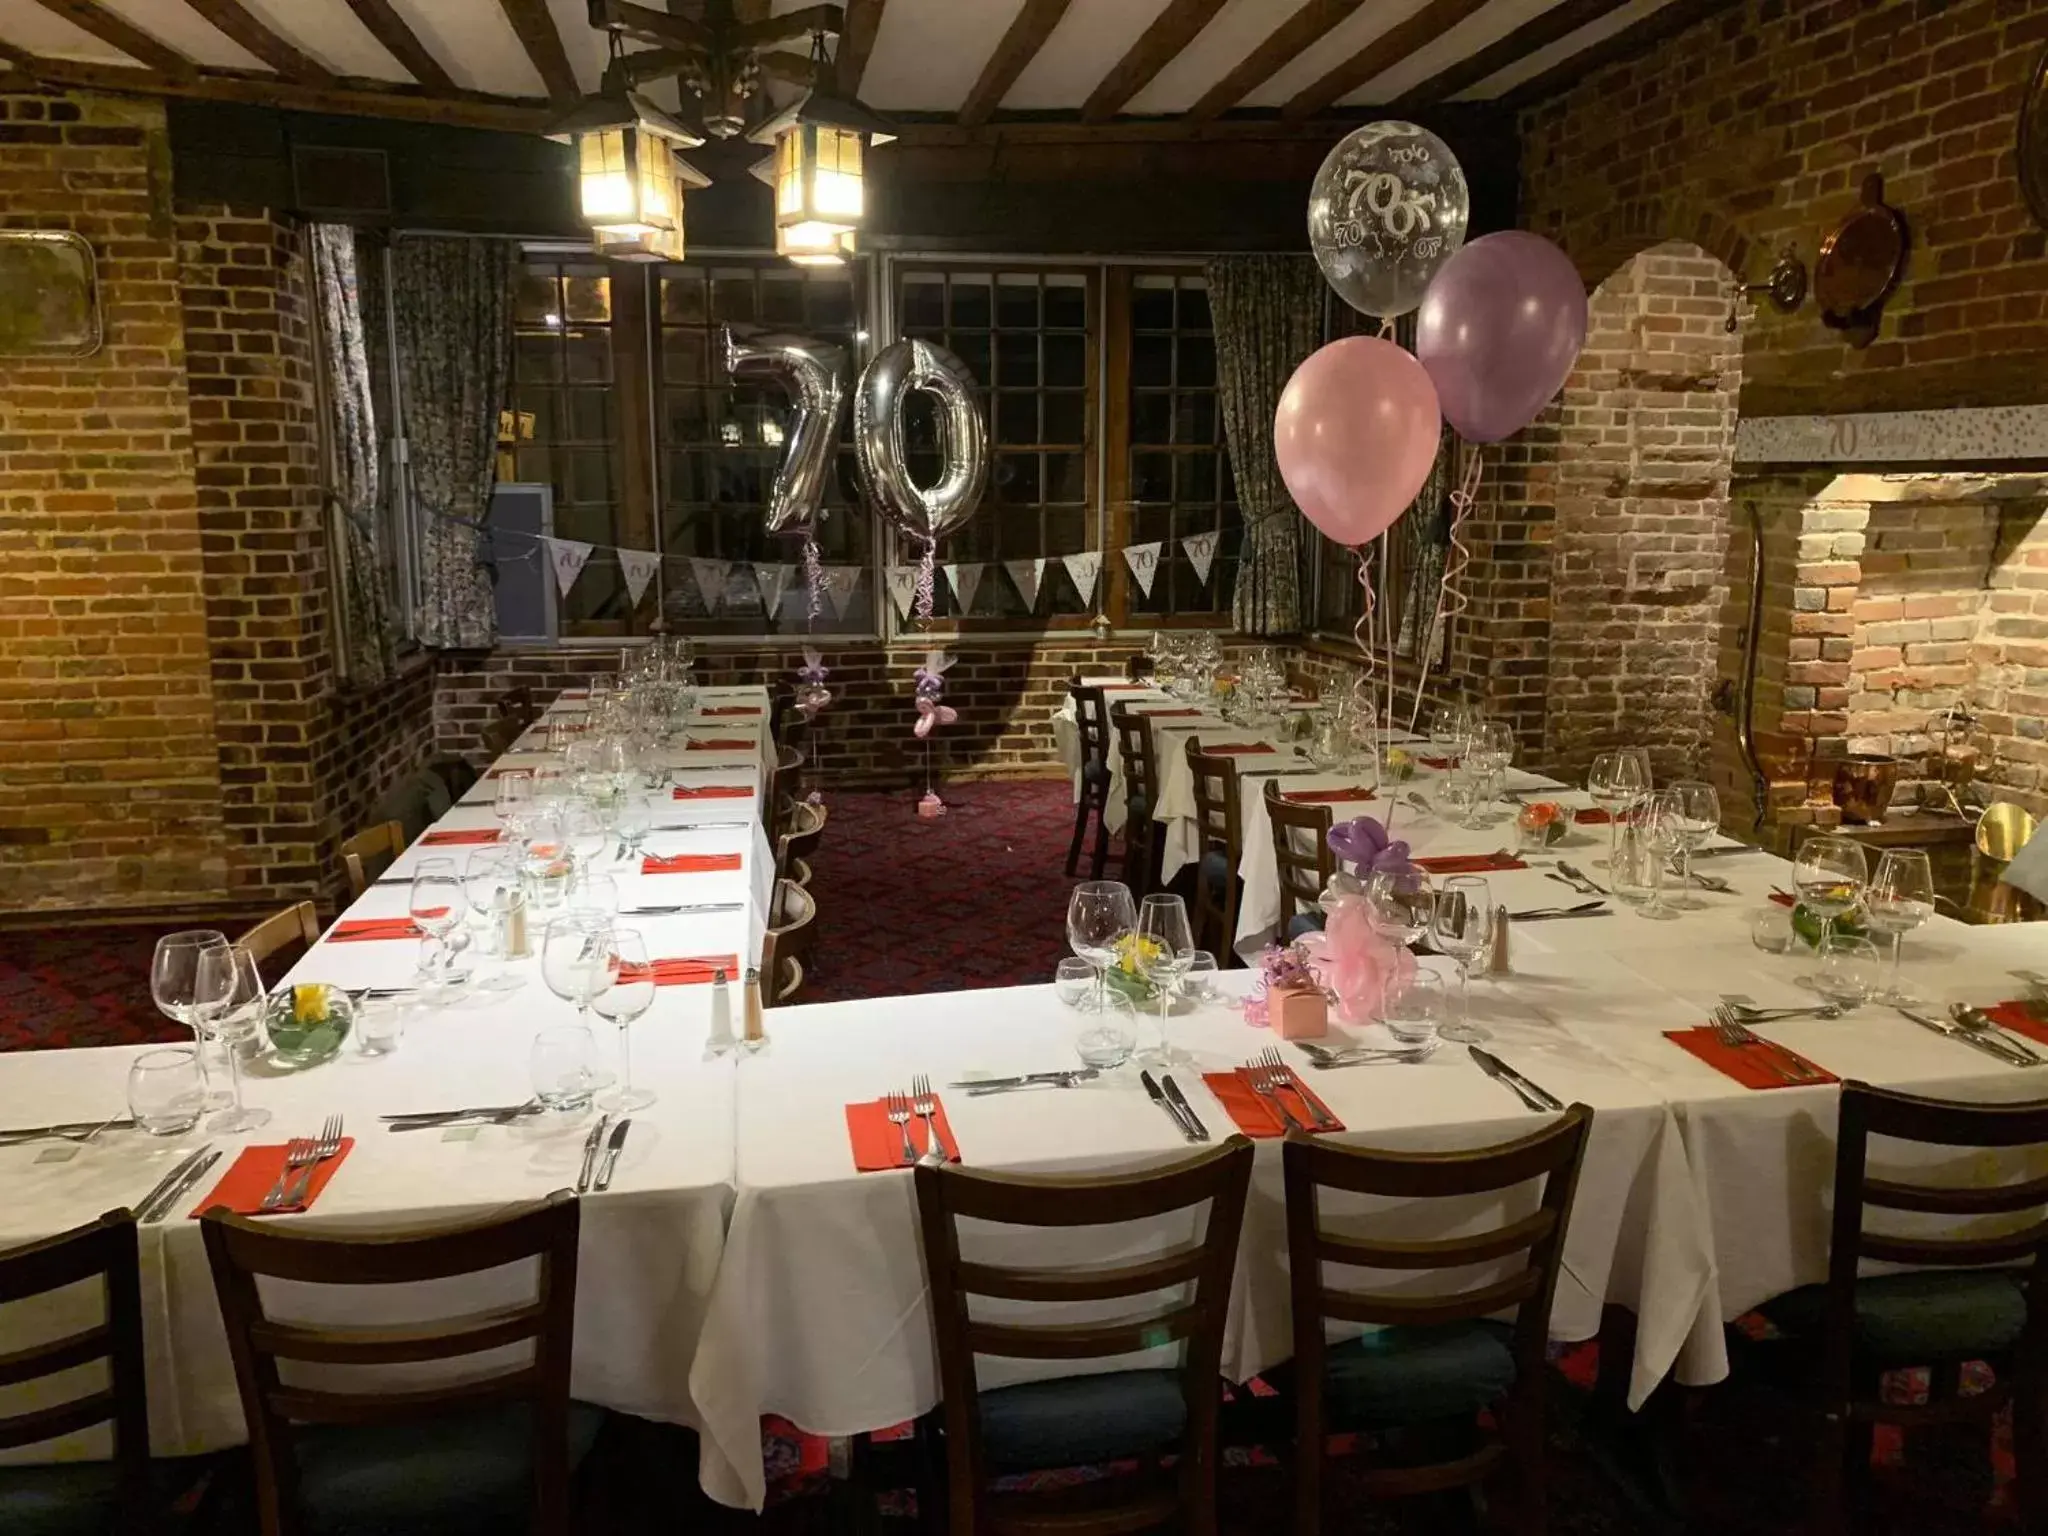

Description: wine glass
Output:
[521,811,571,913]
[594,927,656,1112]
[567,868,621,919]
[1588,751,1647,868]
[1793,834,1870,989]
[1365,868,1435,1018]
[561,797,610,871]
[192,943,272,1133]
[150,930,231,1109]
[1864,848,1935,1004]
[1429,876,1494,1043]
[409,857,466,985]
[614,792,652,864]
[493,769,534,834]
[1667,780,1720,910]
[1609,818,1658,908]
[1134,894,1195,1066]
[1066,881,1137,1015]
[1636,791,1686,921]
[542,913,615,1029]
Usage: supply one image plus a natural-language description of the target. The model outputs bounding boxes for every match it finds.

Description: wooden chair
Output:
[1064,679,1113,880]
[0,1210,154,1534]
[235,901,321,977]
[1285,668,1321,702]
[1185,740,1244,962]
[1123,652,1155,682]
[759,878,816,1007]
[1108,702,1161,897]
[339,819,407,899]
[913,1137,1255,1535]
[1748,1082,2048,1535]
[775,799,827,885]
[496,685,536,730]
[788,855,814,889]
[765,745,804,843]
[200,1192,601,1536]
[481,713,523,760]
[1265,779,1335,940]
[1282,1106,1594,1536]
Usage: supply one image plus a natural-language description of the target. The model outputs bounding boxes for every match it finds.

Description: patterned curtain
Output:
[392,237,513,650]
[310,224,394,686]
[1205,255,1324,636]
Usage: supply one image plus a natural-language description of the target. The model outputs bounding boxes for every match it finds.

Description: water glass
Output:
[1635,791,1687,921]
[150,929,231,1109]
[1382,970,1447,1048]
[1610,821,1658,907]
[1054,958,1096,1008]
[127,1048,206,1136]
[410,857,466,982]
[1815,935,1882,1011]
[542,914,616,1027]
[1075,993,1138,1070]
[1430,877,1493,1043]
[1180,950,1221,1003]
[192,943,272,1133]
[567,868,621,919]
[1749,904,1795,954]
[530,1025,608,1113]
[357,998,409,1057]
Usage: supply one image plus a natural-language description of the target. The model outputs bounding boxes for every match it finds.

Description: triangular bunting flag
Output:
[1182,530,1219,588]
[544,537,594,599]
[821,566,864,621]
[618,548,660,607]
[1122,541,1163,599]
[944,562,986,615]
[1060,551,1102,603]
[885,565,921,621]
[689,558,732,612]
[754,562,795,618]
[1005,557,1046,612]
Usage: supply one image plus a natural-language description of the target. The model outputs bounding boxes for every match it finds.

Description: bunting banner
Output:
[689,558,733,613]
[618,547,660,607]
[821,565,864,621]
[1060,550,1102,603]
[945,562,986,615]
[1182,530,1219,588]
[754,562,796,618]
[885,564,922,621]
[1005,557,1047,612]
[544,537,594,599]
[1122,540,1163,599]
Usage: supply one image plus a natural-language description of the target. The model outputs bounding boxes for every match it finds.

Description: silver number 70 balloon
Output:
[854,337,990,549]
[722,327,848,535]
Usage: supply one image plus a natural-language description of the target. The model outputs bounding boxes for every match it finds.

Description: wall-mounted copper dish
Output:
[1815,173,1908,347]
[2021,42,2048,231]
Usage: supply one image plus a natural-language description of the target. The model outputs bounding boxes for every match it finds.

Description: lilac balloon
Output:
[1415,231,1588,444]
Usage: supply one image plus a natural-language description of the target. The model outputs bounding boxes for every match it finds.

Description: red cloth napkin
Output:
[641,852,744,876]
[672,784,753,801]
[621,954,741,987]
[192,1138,355,1216]
[1418,755,1459,770]
[698,705,761,717]
[1203,743,1276,756]
[1574,807,1631,825]
[1282,786,1378,804]
[420,828,500,846]
[1982,1002,2048,1047]
[686,739,755,752]
[1665,1027,1836,1089]
[845,1096,959,1171]
[1415,853,1527,874]
[1768,891,1796,908]
[1200,1070,1345,1137]
[329,918,428,942]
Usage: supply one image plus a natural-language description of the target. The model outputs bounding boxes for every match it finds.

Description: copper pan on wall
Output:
[1815,173,1907,347]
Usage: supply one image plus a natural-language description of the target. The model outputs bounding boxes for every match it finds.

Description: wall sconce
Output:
[1725,247,1807,333]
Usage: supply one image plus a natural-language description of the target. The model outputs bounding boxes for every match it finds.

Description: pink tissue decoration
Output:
[1296,890,1416,1025]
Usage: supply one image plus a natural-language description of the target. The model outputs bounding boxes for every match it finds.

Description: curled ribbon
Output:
[1408,448,1484,730]
[914,539,937,622]
[803,535,825,625]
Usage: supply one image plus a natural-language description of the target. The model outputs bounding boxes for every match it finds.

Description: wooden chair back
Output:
[481,713,523,760]
[760,878,817,1007]
[1064,679,1115,880]
[0,1211,150,1528]
[200,1193,582,1536]
[1185,740,1244,960]
[1123,653,1155,682]
[496,686,536,729]
[1282,1106,1593,1524]
[1067,679,1110,780]
[339,820,407,899]
[235,901,322,976]
[1264,780,1334,931]
[788,855,814,889]
[775,799,828,884]
[766,745,805,842]
[1108,702,1160,894]
[914,1138,1254,1535]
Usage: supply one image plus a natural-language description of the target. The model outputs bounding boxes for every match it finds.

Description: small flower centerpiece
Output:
[1515,800,1570,850]
[1105,932,1165,1005]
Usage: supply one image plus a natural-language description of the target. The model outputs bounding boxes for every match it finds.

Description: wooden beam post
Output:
[1187,0,1357,122]
[495,0,581,107]
[834,0,886,95]
[1282,0,1493,121]
[183,0,338,85]
[959,0,1071,129]
[1081,0,1227,123]
[341,0,455,93]
[1393,0,1626,108]
[1494,0,1743,108]
[27,0,194,77]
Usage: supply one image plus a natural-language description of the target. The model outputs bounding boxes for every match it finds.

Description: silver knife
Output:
[950,1070,1099,1091]
[0,1116,136,1140]
[1160,1076,1211,1142]
[380,1101,537,1124]
[1689,844,1763,860]
[650,821,751,831]
[1140,1070,1198,1142]
[618,902,745,916]
[144,1148,221,1224]
[134,1144,212,1221]
[1469,1048,1563,1111]
[1896,1008,2032,1067]
[593,1119,632,1191]
[576,1114,611,1194]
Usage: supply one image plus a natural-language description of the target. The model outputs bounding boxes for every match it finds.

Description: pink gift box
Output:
[1270,983,1328,1041]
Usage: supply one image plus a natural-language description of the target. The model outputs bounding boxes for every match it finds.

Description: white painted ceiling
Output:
[0,0,1681,111]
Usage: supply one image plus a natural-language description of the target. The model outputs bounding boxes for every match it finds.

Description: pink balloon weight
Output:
[1273,337,1442,549]
[1415,230,1588,444]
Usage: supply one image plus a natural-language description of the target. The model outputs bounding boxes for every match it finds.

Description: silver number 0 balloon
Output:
[855,338,990,620]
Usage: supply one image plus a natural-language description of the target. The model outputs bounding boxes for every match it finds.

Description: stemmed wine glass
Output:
[1066,881,1137,1015]
[151,930,232,1109]
[1587,751,1647,868]
[193,943,272,1134]
[594,927,656,1112]
[409,857,467,986]
[1635,791,1687,921]
[1430,876,1494,1043]
[1863,848,1934,1004]
[494,769,534,834]
[1134,894,1196,1066]
[1364,867,1435,1017]
[542,913,616,1030]
[1793,834,1870,988]
[1667,780,1721,910]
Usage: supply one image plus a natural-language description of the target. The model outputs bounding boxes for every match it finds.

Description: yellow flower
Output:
[291,983,328,1026]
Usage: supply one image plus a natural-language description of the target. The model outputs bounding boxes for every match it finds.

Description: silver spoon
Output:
[1949,1004,2045,1064]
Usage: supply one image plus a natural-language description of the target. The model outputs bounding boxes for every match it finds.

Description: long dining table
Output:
[6,687,2048,1518]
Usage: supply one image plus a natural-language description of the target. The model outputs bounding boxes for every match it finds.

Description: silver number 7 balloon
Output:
[723,327,849,536]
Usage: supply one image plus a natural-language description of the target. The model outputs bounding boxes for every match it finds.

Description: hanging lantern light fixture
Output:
[749,31,895,264]
[547,49,709,260]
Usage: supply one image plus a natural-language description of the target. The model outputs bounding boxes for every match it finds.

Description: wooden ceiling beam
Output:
[495,0,580,107]
[834,0,886,94]
[1393,0,1625,108]
[1187,0,1357,122]
[1081,0,1227,123]
[0,48,552,133]
[1494,0,1742,108]
[1282,0,1491,120]
[959,0,1072,129]
[27,0,193,77]
[341,0,454,92]
[183,0,336,85]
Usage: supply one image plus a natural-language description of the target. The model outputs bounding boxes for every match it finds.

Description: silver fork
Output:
[261,1136,317,1211]
[1245,1056,1306,1132]
[1712,1009,1822,1084]
[1258,1047,1336,1130]
[911,1074,947,1166]
[281,1115,344,1209]
[884,1091,917,1167]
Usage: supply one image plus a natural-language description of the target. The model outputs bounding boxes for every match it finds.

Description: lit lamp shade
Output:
[775,221,856,267]
[772,123,864,234]
[548,89,707,260]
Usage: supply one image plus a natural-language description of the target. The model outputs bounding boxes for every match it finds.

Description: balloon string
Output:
[803,535,824,627]
[1407,450,1485,731]
[1378,317,1395,340]
[914,539,937,622]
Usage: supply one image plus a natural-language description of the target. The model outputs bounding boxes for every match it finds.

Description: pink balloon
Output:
[1415,230,1588,443]
[1274,338,1442,548]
